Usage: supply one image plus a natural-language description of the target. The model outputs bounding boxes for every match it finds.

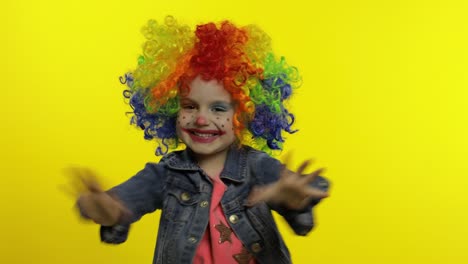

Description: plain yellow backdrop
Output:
[2,0,467,263]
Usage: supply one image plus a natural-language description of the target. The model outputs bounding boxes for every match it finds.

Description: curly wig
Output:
[121,16,301,155]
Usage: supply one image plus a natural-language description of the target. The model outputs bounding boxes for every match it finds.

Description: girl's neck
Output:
[194,149,229,179]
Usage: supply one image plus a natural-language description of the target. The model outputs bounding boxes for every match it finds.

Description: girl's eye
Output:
[212,106,227,112]
[182,104,196,110]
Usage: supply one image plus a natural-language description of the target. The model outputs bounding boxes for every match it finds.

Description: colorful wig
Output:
[121,16,301,155]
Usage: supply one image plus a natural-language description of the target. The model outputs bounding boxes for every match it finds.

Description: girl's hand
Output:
[64,167,130,226]
[246,157,329,210]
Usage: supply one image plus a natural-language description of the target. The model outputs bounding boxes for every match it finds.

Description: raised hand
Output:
[247,155,329,210]
[64,167,130,226]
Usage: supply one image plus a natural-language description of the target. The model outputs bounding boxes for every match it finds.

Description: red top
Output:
[193,176,256,264]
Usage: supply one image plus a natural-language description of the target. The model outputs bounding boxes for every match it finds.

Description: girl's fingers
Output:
[63,167,103,194]
[73,168,102,193]
[304,187,329,199]
[85,180,102,193]
[296,159,313,176]
[300,168,325,185]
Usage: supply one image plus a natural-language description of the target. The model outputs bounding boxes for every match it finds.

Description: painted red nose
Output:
[195,116,208,126]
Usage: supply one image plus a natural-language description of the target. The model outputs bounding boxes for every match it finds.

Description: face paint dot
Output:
[182,116,185,119]
[227,118,230,121]
[216,117,219,120]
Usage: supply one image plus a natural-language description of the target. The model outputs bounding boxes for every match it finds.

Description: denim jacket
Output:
[100,145,329,264]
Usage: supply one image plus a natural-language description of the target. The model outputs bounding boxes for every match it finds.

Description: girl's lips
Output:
[181,128,226,143]
[181,128,226,135]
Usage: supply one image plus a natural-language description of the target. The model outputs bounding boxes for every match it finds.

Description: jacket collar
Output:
[162,145,248,183]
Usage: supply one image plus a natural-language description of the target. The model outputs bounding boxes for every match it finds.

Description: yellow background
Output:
[2,0,467,263]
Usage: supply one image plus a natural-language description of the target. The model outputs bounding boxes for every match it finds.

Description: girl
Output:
[76,16,330,264]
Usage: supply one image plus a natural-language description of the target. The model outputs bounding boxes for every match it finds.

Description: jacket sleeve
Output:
[252,151,330,236]
[99,162,168,244]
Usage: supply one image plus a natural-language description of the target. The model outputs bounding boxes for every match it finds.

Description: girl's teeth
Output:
[193,132,216,137]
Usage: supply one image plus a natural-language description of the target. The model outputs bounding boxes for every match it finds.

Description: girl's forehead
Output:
[180,94,233,105]
[183,76,232,102]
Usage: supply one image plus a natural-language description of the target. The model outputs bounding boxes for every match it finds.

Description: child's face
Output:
[176,76,236,158]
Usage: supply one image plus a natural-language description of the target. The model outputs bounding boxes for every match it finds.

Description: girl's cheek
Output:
[177,113,194,127]
[218,116,233,130]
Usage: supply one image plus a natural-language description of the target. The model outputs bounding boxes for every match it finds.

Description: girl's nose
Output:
[195,115,208,126]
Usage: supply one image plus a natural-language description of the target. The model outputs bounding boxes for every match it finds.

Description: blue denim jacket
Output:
[100,145,329,264]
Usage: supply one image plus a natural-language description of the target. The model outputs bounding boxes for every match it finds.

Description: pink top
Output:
[193,176,256,264]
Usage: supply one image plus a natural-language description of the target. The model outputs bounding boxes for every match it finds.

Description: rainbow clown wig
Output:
[120,16,302,155]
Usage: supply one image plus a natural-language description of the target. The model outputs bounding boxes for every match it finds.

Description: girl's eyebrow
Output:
[180,98,232,106]
[211,100,233,107]
[180,98,196,104]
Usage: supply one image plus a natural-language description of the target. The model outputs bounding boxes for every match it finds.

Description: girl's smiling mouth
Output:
[181,128,226,143]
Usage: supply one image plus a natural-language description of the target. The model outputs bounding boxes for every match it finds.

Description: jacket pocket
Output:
[163,184,200,223]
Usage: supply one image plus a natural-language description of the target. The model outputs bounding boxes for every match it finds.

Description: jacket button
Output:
[229,214,239,224]
[200,201,209,207]
[251,242,262,253]
[188,236,197,244]
[181,192,191,201]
